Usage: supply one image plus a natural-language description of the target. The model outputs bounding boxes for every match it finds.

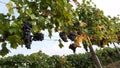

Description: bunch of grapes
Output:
[22,22,33,49]
[83,43,88,52]
[69,43,76,53]
[33,33,44,41]
[67,32,76,41]
[59,32,68,42]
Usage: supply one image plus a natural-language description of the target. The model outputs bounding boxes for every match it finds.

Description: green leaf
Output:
[6,1,14,14]
[32,25,40,33]
[48,29,52,38]
[7,35,20,49]
[58,39,64,48]
[11,43,18,49]
[25,8,32,16]
[9,8,14,14]
[0,42,10,57]
[9,26,18,34]
[30,14,36,19]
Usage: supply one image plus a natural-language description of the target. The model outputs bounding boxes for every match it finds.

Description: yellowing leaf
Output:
[81,34,87,40]
[75,35,83,42]
[103,41,108,46]
[99,32,104,40]
[80,22,88,27]
[6,2,12,8]
[74,42,81,48]
[97,25,104,31]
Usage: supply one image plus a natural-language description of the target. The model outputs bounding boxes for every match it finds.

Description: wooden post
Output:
[87,36,103,68]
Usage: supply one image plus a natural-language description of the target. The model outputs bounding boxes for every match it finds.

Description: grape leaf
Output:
[0,42,10,57]
[6,1,14,14]
[58,39,64,48]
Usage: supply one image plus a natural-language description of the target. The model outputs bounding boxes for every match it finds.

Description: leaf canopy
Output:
[0,0,120,56]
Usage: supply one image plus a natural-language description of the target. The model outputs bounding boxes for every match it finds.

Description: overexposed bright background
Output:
[0,0,120,57]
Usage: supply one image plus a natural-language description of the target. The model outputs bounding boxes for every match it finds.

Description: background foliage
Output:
[0,47,120,68]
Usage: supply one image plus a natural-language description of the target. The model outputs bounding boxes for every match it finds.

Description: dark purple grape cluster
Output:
[67,32,76,41]
[33,33,44,41]
[83,43,88,52]
[59,32,68,42]
[22,22,33,49]
[69,43,76,53]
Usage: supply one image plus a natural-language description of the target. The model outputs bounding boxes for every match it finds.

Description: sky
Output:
[0,0,120,57]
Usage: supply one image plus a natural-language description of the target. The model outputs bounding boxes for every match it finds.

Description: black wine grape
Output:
[59,32,68,42]
[69,43,76,53]
[22,22,33,49]
[33,33,44,41]
[68,32,76,41]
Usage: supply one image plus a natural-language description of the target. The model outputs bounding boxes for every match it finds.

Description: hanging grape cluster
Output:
[59,32,68,42]
[33,33,44,41]
[22,22,44,49]
[69,42,80,53]
[22,22,33,49]
[59,31,78,53]
[58,22,84,53]
[69,43,76,53]
[59,22,81,42]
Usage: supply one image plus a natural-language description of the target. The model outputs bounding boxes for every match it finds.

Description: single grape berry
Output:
[83,43,88,52]
[33,33,44,41]
[59,32,68,42]
[69,43,76,53]
[67,32,76,41]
